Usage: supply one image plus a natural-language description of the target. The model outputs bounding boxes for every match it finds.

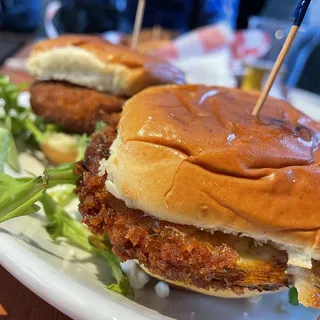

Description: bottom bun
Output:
[139,264,285,298]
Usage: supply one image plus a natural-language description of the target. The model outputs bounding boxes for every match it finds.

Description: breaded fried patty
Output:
[75,129,292,295]
[30,81,125,134]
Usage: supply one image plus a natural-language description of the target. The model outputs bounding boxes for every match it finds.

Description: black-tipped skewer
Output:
[252,0,312,116]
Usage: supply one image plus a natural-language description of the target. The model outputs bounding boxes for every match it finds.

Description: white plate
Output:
[0,92,319,320]
[173,48,237,88]
[288,88,320,122]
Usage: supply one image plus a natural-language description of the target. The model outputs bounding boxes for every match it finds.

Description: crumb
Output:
[120,260,137,275]
[98,158,108,176]
[247,295,262,304]
[154,281,170,298]
[128,267,149,290]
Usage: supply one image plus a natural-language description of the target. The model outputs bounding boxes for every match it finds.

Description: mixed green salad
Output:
[0,75,133,297]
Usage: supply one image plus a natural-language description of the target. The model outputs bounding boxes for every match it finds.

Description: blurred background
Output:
[0,0,319,95]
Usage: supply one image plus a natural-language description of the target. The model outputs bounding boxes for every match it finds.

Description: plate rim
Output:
[0,228,172,320]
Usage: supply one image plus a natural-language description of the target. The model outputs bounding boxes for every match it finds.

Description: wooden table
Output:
[0,267,70,319]
[0,38,70,320]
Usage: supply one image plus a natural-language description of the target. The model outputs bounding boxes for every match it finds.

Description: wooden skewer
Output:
[130,0,146,49]
[252,0,312,116]
[251,26,298,116]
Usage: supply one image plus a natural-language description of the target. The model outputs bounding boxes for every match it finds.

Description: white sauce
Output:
[154,281,170,298]
[120,260,150,290]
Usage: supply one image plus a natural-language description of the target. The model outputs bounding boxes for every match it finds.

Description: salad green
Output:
[0,166,133,297]
[0,75,89,169]
[0,74,133,297]
[289,287,299,306]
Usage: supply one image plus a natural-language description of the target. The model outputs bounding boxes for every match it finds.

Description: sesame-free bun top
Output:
[26,35,185,97]
[105,85,320,268]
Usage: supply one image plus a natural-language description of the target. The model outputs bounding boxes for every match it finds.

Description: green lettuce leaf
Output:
[289,287,299,306]
[45,163,79,187]
[2,117,20,172]
[0,163,78,223]
[41,194,133,297]
[94,121,107,133]
[0,173,44,223]
[0,167,133,297]
[76,134,89,161]
[47,184,77,206]
[0,127,10,172]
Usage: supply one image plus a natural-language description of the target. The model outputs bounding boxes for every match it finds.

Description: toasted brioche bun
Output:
[127,28,178,44]
[137,40,170,53]
[139,264,282,298]
[104,85,320,269]
[26,35,185,97]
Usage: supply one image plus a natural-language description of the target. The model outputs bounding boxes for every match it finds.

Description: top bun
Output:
[105,85,320,269]
[136,40,170,54]
[126,28,178,44]
[26,35,185,97]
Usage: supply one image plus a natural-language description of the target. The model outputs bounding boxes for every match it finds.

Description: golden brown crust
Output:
[107,85,320,260]
[75,129,290,295]
[292,260,320,308]
[30,81,123,134]
[140,265,285,298]
[75,125,320,308]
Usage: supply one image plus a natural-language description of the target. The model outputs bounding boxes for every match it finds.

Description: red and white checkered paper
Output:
[151,25,271,65]
[150,23,235,60]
